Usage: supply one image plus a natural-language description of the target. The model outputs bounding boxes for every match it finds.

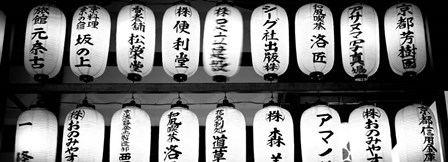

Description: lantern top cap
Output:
[77,98,95,108]
[263,100,280,108]
[173,0,190,5]
[123,100,141,108]
[171,100,189,109]
[216,0,234,6]
[217,98,234,108]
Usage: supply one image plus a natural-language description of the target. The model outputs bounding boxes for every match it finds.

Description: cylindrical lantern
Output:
[158,101,199,162]
[300,104,342,162]
[296,3,335,81]
[206,100,246,162]
[0,9,6,65]
[395,104,441,162]
[340,122,352,162]
[15,106,58,162]
[69,4,111,83]
[110,101,151,162]
[348,105,392,162]
[61,102,105,162]
[340,3,380,82]
[116,3,155,82]
[385,3,427,78]
[253,103,294,162]
[24,4,66,82]
[162,3,200,82]
[250,3,289,81]
[203,3,243,82]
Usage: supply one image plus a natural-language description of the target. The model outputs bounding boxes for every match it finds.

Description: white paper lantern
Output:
[110,102,151,162]
[250,3,289,81]
[296,3,335,81]
[14,106,58,162]
[203,4,243,82]
[300,104,342,162]
[253,104,294,162]
[61,103,105,162]
[116,3,155,82]
[385,3,427,78]
[340,122,352,162]
[395,104,441,162]
[162,3,200,82]
[23,4,66,82]
[69,4,111,83]
[205,101,246,162]
[158,103,199,162]
[340,3,380,82]
[0,10,6,65]
[348,105,392,162]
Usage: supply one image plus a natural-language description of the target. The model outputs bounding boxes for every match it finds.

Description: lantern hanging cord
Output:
[269,80,274,102]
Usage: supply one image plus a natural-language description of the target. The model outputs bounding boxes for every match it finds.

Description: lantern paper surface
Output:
[0,10,5,64]
[203,4,243,81]
[300,105,342,162]
[206,106,246,162]
[158,107,199,162]
[385,3,427,77]
[24,4,66,80]
[340,3,380,81]
[253,105,294,162]
[162,4,200,82]
[15,107,58,162]
[110,106,151,162]
[61,106,105,162]
[348,105,392,162]
[116,4,155,81]
[69,5,111,82]
[341,122,352,162]
[395,104,441,162]
[296,3,335,78]
[250,3,289,79]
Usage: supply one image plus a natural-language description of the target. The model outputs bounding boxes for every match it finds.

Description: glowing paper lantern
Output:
[110,101,151,162]
[70,4,111,83]
[340,3,380,82]
[340,122,352,162]
[158,102,199,162]
[206,100,246,162]
[253,103,294,162]
[24,4,66,82]
[296,3,335,81]
[395,104,441,161]
[0,10,5,64]
[300,104,342,162]
[162,3,200,82]
[348,105,392,162]
[203,3,243,82]
[61,102,105,162]
[14,106,57,162]
[116,3,155,82]
[385,3,427,78]
[250,3,289,81]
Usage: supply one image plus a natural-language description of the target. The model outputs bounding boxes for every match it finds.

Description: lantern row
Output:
[0,2,427,83]
[15,102,441,162]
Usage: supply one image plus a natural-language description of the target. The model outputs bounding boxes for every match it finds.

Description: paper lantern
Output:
[23,4,66,82]
[14,106,57,162]
[300,104,342,162]
[205,100,246,162]
[340,122,352,162]
[296,3,335,81]
[395,104,441,162]
[203,3,243,82]
[385,3,427,78]
[253,103,294,162]
[250,3,289,81]
[340,3,380,82]
[162,3,200,82]
[158,102,199,162]
[110,101,151,162]
[61,102,105,162]
[116,3,155,82]
[0,10,5,65]
[348,105,392,162]
[69,4,111,83]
